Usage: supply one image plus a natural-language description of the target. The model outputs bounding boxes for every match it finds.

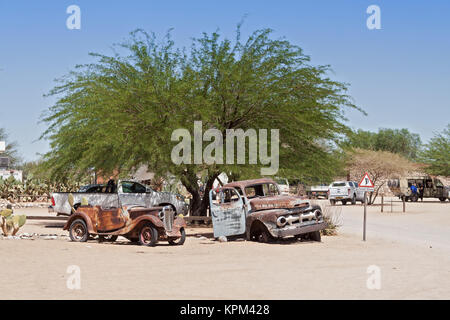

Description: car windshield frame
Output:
[332,182,347,187]
[244,183,280,199]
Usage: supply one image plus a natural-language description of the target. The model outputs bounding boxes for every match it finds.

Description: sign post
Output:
[358,172,375,241]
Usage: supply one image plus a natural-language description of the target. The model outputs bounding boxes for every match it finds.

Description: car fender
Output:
[64,212,95,233]
[129,214,164,230]
[173,216,187,229]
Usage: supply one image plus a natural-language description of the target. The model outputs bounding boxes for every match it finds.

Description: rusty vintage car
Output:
[209,178,327,242]
[64,194,186,246]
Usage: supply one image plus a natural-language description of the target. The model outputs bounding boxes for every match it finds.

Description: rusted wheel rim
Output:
[72,223,86,241]
[140,227,152,244]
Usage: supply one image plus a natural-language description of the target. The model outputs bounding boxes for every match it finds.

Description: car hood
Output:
[249,195,309,211]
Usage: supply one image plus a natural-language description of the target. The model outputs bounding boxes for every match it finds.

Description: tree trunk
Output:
[179,168,219,216]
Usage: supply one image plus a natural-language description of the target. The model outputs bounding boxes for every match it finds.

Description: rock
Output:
[6,235,20,240]
[218,236,227,242]
[41,235,58,240]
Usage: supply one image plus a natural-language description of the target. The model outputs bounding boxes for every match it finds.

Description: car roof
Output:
[81,184,103,188]
[224,178,277,190]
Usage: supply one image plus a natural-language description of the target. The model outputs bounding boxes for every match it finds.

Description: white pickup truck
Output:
[328,181,365,205]
[49,180,189,216]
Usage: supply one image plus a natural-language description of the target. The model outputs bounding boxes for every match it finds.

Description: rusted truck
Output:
[209,178,327,242]
[64,194,186,246]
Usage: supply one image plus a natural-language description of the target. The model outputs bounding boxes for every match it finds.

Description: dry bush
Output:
[346,148,416,204]
[319,203,342,236]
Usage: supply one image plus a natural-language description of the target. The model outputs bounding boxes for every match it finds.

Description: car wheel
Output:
[259,228,273,243]
[351,195,356,205]
[139,223,158,247]
[309,231,321,242]
[330,199,336,206]
[342,200,347,205]
[439,197,447,202]
[168,228,186,246]
[69,219,89,242]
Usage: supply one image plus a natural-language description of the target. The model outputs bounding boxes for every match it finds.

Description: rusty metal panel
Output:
[209,188,246,238]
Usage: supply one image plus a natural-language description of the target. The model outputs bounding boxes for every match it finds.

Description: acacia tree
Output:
[343,128,422,159]
[420,124,449,176]
[346,148,415,204]
[41,27,361,215]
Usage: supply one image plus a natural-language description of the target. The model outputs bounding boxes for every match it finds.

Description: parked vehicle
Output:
[275,178,290,195]
[209,178,327,243]
[77,184,106,193]
[50,180,188,216]
[388,176,449,202]
[64,194,186,246]
[328,181,364,205]
[306,183,331,199]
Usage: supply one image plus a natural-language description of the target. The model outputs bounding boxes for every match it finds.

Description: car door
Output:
[209,187,246,238]
[118,181,147,207]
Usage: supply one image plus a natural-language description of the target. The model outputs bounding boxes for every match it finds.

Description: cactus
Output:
[0,209,27,236]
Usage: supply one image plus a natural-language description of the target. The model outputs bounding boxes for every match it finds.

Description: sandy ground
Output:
[1,198,449,300]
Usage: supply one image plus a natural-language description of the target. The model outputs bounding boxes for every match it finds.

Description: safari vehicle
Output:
[388,176,449,202]
[64,194,187,246]
[209,178,327,243]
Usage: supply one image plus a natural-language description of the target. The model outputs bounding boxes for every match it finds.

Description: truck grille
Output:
[163,207,175,232]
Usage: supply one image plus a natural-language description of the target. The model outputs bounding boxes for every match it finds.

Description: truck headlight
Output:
[277,216,287,227]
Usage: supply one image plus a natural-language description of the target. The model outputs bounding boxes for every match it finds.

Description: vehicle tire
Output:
[411,195,418,202]
[439,197,447,202]
[342,200,347,205]
[259,228,273,243]
[351,195,356,205]
[139,223,158,247]
[168,228,186,246]
[69,219,89,242]
[98,235,118,242]
[309,231,321,242]
[330,199,336,206]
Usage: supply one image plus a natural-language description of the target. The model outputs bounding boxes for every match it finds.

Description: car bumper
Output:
[269,221,328,238]
[329,196,350,200]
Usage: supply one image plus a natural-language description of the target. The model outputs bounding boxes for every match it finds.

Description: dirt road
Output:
[1,200,449,300]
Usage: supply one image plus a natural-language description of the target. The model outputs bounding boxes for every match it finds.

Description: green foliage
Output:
[420,124,450,176]
[0,176,83,202]
[343,128,422,159]
[40,27,362,214]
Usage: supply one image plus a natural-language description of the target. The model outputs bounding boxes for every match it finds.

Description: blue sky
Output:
[0,0,449,161]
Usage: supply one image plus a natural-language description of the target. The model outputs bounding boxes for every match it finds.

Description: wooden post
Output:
[381,194,384,213]
[403,196,406,213]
